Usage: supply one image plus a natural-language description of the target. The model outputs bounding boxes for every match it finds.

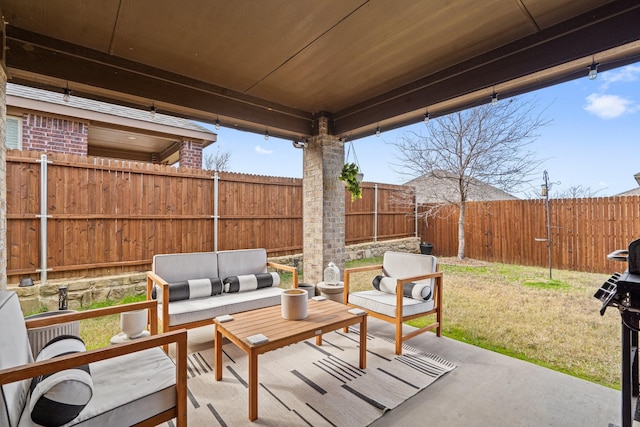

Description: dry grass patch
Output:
[346,258,621,389]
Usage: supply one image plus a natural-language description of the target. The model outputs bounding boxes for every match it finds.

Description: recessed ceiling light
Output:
[128,136,137,140]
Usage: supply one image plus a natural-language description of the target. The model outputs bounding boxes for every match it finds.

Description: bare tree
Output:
[393,98,549,259]
[204,148,231,171]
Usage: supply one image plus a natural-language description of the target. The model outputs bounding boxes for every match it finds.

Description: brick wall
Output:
[179,139,203,168]
[22,113,88,155]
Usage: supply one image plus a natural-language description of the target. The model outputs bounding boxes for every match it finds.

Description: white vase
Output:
[281,289,308,320]
[120,309,147,338]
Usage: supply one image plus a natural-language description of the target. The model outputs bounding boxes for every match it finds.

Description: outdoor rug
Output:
[167,327,456,426]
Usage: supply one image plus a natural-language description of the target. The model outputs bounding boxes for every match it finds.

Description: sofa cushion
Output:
[29,335,93,427]
[0,291,34,427]
[223,273,280,293]
[162,287,283,327]
[153,278,223,302]
[372,275,432,300]
[152,252,218,284]
[217,249,268,280]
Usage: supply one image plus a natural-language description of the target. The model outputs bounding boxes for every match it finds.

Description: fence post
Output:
[414,188,418,238]
[374,184,378,242]
[214,172,219,252]
[36,154,52,284]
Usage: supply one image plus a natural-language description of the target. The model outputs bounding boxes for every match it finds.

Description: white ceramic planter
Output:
[281,289,308,320]
[120,309,148,338]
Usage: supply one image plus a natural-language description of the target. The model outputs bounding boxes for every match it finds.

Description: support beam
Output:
[302,119,345,285]
[5,27,314,141]
[333,0,640,138]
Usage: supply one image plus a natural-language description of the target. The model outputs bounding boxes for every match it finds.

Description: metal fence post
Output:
[36,154,52,284]
[374,184,378,242]
[213,172,219,252]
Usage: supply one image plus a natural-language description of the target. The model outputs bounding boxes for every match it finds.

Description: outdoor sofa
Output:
[0,290,187,426]
[146,248,298,333]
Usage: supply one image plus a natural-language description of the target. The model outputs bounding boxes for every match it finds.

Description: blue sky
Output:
[200,62,640,198]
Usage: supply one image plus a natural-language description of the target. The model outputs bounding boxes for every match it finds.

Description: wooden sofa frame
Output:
[344,264,443,355]
[0,300,188,427]
[147,260,298,334]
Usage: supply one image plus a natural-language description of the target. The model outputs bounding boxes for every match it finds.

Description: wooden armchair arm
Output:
[0,329,186,385]
[25,300,160,335]
[343,264,383,302]
[267,261,299,288]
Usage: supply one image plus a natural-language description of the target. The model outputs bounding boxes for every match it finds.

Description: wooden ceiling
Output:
[1,0,639,141]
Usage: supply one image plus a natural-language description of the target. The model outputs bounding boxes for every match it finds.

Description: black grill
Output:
[595,239,640,427]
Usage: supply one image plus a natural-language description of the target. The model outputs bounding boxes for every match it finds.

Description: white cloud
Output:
[255,145,273,155]
[583,93,636,119]
[599,64,640,90]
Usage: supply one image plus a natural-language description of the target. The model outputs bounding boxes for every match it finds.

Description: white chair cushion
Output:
[152,252,218,284]
[348,290,435,318]
[217,249,268,280]
[18,348,176,427]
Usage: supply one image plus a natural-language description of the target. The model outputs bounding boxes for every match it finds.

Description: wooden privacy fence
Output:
[419,197,640,274]
[6,150,416,284]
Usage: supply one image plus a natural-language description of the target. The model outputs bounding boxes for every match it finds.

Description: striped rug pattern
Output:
[168,328,455,426]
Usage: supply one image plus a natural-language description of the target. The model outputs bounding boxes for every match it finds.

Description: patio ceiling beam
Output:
[4,26,314,140]
[333,0,640,139]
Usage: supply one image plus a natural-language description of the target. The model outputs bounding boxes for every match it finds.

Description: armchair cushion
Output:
[223,272,280,293]
[349,290,435,318]
[372,275,432,300]
[29,336,93,426]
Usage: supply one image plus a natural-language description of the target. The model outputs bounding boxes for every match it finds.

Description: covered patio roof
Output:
[1,0,639,142]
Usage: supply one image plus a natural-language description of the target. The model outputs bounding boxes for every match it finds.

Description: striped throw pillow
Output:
[152,278,223,301]
[372,275,432,300]
[29,335,93,426]
[223,272,280,293]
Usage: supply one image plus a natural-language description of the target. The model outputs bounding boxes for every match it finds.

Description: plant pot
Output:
[281,289,308,320]
[420,243,433,255]
[120,309,148,338]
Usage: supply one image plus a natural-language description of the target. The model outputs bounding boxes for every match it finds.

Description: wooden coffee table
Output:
[213,298,367,421]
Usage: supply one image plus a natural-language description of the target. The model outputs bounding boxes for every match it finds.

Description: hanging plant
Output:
[339,162,362,201]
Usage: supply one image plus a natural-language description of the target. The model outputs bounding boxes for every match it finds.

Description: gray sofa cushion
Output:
[217,249,268,279]
[0,291,33,427]
[163,287,283,327]
[152,252,218,284]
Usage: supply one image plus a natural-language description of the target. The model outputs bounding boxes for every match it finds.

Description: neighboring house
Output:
[616,172,640,196]
[406,170,518,204]
[5,84,216,168]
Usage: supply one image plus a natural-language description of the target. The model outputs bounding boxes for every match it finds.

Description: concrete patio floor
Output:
[185,318,628,427]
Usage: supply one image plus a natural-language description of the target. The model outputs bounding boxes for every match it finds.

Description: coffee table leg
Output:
[249,350,258,421]
[214,327,222,380]
[359,316,367,369]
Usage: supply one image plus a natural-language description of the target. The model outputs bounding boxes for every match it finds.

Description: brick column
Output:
[302,118,345,283]
[0,66,7,290]
[179,139,203,169]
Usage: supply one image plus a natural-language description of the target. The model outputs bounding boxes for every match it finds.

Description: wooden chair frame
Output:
[0,300,188,427]
[344,263,443,355]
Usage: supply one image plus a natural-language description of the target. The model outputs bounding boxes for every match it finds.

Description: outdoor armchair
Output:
[0,291,187,427]
[343,251,443,355]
